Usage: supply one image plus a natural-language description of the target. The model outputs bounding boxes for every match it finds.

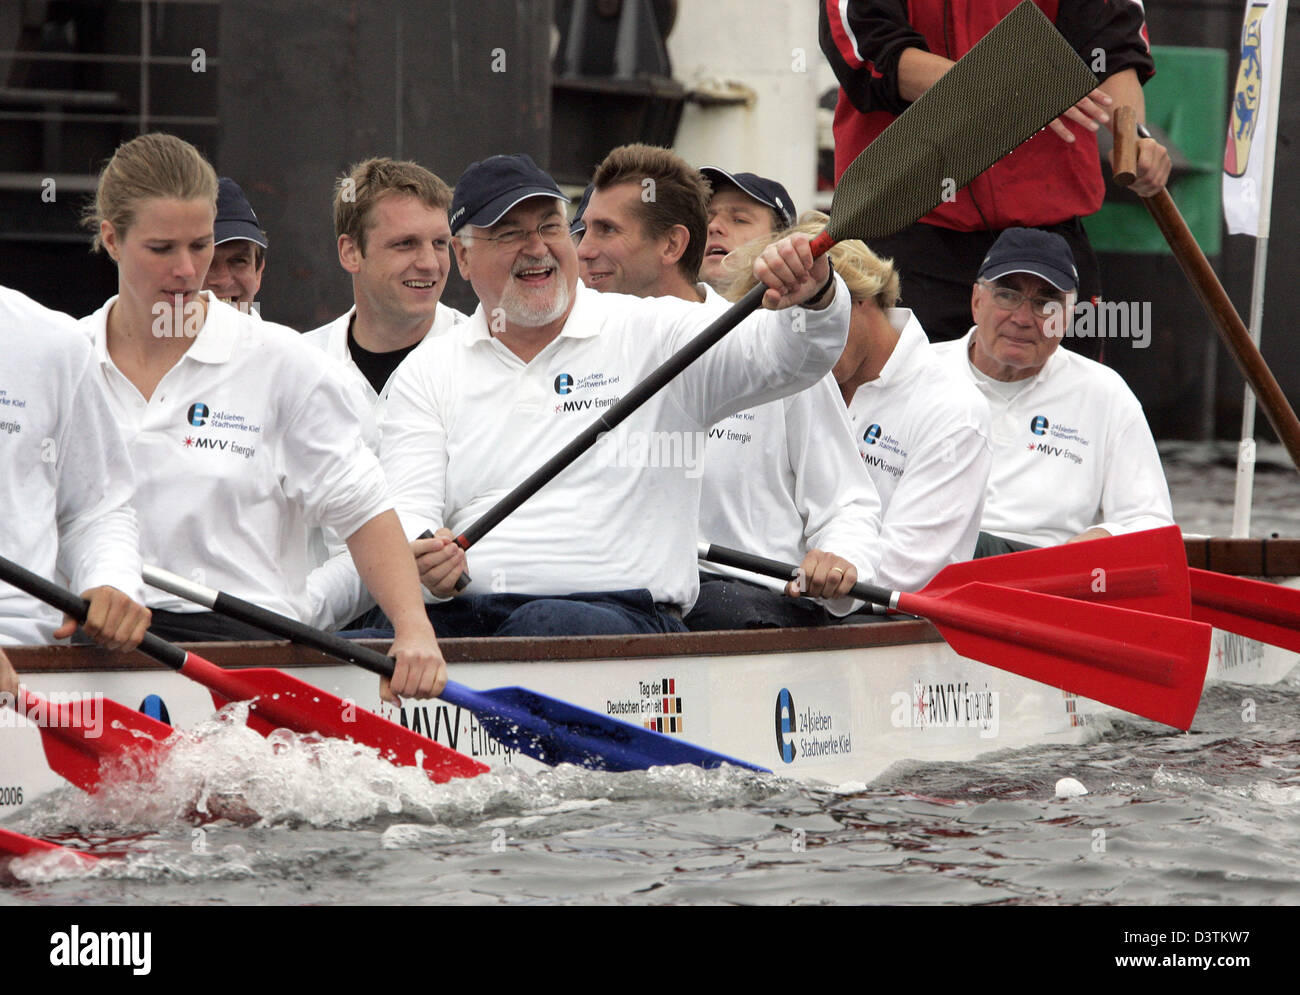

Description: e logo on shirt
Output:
[553,373,573,395]
[862,423,881,446]
[1030,415,1049,436]
[187,402,209,427]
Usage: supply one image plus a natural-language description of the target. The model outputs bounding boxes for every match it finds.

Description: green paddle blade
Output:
[826,1,1099,243]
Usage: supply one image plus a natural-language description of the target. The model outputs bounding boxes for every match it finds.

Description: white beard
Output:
[500,253,572,327]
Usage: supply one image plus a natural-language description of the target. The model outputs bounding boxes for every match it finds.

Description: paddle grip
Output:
[1111,106,1137,186]
[699,543,893,609]
[0,553,188,670]
[417,529,471,592]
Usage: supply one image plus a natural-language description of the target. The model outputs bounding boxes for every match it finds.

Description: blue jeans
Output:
[341,589,687,639]
[684,573,834,630]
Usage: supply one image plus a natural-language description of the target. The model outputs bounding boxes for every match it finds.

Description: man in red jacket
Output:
[820,0,1171,352]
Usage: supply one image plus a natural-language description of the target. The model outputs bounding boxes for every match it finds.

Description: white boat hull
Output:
[7,612,1292,820]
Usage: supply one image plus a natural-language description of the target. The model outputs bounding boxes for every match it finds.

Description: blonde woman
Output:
[82,133,444,702]
[722,214,992,593]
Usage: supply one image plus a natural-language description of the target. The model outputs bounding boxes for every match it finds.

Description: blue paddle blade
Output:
[438,681,769,773]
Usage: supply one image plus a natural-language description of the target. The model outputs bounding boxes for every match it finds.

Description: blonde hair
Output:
[84,133,218,252]
[719,210,901,308]
[333,157,453,253]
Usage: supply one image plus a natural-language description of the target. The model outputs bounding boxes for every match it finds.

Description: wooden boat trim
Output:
[5,618,942,672]
[5,535,1297,673]
[1184,536,1300,576]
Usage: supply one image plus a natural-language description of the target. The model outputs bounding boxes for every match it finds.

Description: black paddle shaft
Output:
[210,588,396,679]
[701,543,895,609]
[0,555,187,669]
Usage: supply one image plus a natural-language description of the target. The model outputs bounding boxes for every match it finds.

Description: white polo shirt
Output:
[300,302,464,628]
[0,288,144,644]
[845,309,991,591]
[932,329,1174,545]
[82,292,392,622]
[379,278,850,610]
[698,368,882,616]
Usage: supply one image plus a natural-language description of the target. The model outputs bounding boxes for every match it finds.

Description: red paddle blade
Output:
[1191,568,1300,654]
[18,690,170,793]
[180,655,487,783]
[921,527,1191,618]
[0,827,98,865]
[896,582,1211,730]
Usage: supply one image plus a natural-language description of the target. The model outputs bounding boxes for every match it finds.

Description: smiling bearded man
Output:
[369,153,853,637]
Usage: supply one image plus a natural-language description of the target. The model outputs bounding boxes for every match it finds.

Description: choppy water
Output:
[3,444,1299,909]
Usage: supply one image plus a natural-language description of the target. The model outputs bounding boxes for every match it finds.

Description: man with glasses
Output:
[374,153,850,637]
[932,228,1173,555]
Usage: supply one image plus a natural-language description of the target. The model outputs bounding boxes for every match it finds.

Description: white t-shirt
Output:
[931,329,1174,545]
[82,292,392,622]
[0,287,144,644]
[845,309,991,590]
[379,278,851,610]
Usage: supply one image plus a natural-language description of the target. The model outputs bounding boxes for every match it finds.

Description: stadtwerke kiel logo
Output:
[187,402,209,427]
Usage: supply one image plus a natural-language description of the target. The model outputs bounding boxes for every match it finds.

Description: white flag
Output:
[1223,0,1288,237]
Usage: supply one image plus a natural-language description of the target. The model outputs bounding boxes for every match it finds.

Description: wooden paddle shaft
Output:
[1111,106,1138,185]
[1112,108,1300,471]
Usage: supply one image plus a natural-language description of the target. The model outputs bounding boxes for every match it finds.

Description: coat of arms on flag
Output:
[1224,2,1267,177]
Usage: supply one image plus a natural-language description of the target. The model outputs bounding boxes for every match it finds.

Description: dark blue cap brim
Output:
[980,261,1076,293]
[455,189,564,234]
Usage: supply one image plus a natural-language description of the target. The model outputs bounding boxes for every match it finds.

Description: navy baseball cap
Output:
[569,182,595,237]
[700,167,796,228]
[450,154,566,234]
[978,227,1078,292]
[214,177,267,248]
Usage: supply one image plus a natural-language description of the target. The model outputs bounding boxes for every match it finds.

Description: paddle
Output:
[0,827,98,867]
[853,525,1300,656]
[698,542,1211,730]
[441,2,1099,584]
[912,526,1192,618]
[142,565,769,772]
[1112,106,1300,472]
[0,555,488,784]
[1188,569,1300,656]
[3,687,171,792]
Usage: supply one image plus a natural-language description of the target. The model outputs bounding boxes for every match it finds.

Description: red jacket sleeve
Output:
[819,0,928,115]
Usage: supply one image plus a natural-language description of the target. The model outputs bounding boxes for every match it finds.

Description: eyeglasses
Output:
[979,280,1068,318]
[466,221,569,248]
